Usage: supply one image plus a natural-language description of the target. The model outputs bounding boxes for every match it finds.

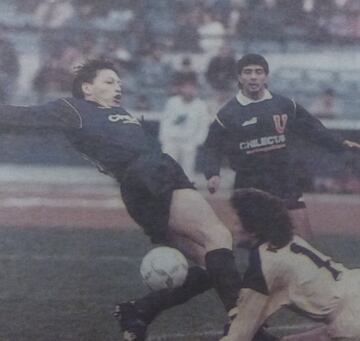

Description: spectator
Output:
[173,9,201,52]
[33,0,75,28]
[205,43,237,93]
[137,43,175,110]
[160,73,210,180]
[198,9,226,54]
[309,88,343,119]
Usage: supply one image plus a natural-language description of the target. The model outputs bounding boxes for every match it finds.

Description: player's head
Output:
[237,53,269,99]
[176,72,198,102]
[231,188,294,249]
[72,59,122,107]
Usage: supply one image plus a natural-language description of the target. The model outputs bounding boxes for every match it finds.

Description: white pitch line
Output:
[0,197,125,209]
[0,254,139,263]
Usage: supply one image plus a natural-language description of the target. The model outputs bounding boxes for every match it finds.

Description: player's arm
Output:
[221,288,273,341]
[222,247,283,341]
[289,102,359,153]
[0,99,81,130]
[202,115,226,193]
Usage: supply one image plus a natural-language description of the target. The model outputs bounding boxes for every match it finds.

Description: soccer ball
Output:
[140,247,188,291]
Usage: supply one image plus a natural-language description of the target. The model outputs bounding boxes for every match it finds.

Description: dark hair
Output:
[231,188,294,249]
[237,53,269,75]
[173,71,198,87]
[72,59,119,98]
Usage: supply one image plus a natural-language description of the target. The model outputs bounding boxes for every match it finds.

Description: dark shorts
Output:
[120,153,195,243]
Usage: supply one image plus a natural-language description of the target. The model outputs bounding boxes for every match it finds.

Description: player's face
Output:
[232,216,258,249]
[179,82,197,102]
[82,69,122,107]
[238,65,268,100]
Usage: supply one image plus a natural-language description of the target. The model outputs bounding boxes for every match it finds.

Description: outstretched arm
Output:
[289,102,358,153]
[220,289,274,341]
[0,99,81,130]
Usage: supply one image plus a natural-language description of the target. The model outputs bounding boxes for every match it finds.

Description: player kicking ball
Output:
[0,59,243,340]
[222,188,360,341]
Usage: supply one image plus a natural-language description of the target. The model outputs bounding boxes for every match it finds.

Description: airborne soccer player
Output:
[0,59,242,340]
[204,53,360,239]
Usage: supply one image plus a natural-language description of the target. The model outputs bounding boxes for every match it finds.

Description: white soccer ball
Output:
[140,246,189,291]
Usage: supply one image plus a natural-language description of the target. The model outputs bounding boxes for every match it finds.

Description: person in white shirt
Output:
[222,188,360,341]
[160,73,210,180]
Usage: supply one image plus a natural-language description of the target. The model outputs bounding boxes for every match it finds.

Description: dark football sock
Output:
[134,266,212,323]
[205,248,242,312]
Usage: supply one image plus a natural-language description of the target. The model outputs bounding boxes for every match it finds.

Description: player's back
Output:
[259,235,348,320]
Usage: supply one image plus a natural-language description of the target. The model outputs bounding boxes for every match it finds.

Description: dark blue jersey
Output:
[0,97,161,179]
[203,92,346,198]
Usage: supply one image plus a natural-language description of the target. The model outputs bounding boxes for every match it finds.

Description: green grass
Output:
[0,226,358,340]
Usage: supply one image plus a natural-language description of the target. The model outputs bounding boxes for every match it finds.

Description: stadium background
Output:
[0,0,359,340]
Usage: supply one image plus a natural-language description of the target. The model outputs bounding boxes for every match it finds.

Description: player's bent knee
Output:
[203,223,233,251]
[169,188,233,250]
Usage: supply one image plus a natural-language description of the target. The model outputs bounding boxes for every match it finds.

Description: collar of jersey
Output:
[236,89,272,106]
[85,99,115,109]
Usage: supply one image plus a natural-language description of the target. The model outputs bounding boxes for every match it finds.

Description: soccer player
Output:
[159,72,210,180]
[204,53,360,239]
[0,60,242,340]
[222,187,360,341]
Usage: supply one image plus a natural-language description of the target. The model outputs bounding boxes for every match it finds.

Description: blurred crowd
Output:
[0,0,360,108]
[0,0,359,192]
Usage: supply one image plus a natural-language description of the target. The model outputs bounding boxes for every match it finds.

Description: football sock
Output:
[134,266,212,323]
[205,248,242,312]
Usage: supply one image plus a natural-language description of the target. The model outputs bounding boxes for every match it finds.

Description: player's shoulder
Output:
[56,97,87,112]
[215,96,239,121]
[270,92,295,107]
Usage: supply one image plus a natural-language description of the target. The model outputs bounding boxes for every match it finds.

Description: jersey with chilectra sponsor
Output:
[203,92,344,179]
[0,97,161,178]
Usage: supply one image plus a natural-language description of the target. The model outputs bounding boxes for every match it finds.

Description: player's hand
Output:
[207,175,221,194]
[343,139,360,150]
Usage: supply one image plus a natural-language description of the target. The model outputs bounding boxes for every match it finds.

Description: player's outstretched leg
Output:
[114,301,148,341]
[114,266,211,340]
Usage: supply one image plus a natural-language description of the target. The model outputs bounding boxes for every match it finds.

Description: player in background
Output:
[0,59,242,340]
[203,53,360,239]
[159,72,210,180]
[222,187,360,341]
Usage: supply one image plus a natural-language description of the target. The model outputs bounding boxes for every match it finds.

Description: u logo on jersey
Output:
[108,114,140,125]
[273,114,288,134]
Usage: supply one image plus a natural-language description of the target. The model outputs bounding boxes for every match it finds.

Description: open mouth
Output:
[248,84,259,90]
[114,94,122,102]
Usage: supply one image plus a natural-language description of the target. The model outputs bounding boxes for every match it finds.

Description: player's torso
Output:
[219,94,295,159]
[260,236,347,320]
[166,97,207,132]
[63,98,159,172]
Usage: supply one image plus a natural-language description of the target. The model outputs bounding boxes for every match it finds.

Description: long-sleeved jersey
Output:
[159,95,210,146]
[222,235,360,340]
[0,97,161,180]
[203,90,346,198]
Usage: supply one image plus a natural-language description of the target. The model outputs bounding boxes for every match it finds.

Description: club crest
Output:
[273,114,288,134]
